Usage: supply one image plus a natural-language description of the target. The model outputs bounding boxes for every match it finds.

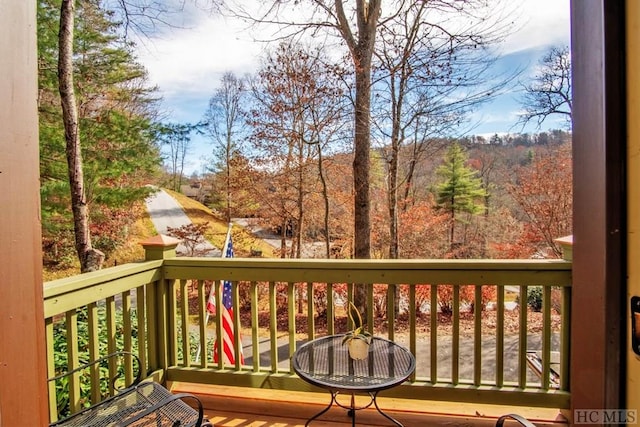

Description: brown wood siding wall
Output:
[0,1,49,424]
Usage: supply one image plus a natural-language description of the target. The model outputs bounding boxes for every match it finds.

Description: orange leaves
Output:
[506,143,572,258]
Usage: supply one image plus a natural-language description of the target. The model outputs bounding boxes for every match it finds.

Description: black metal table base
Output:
[305,391,404,427]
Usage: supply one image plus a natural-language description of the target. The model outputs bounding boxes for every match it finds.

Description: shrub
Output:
[52,307,140,417]
[527,286,543,312]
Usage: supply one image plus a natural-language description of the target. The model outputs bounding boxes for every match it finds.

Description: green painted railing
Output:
[44,252,572,422]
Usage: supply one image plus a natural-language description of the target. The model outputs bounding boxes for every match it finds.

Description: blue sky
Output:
[135,0,570,175]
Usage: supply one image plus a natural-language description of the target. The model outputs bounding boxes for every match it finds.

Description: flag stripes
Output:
[212,230,244,365]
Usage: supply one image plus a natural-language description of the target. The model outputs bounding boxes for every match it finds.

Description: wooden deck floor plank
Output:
[169,382,568,427]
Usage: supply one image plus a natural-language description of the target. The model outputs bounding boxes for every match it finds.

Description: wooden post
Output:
[140,235,180,378]
[554,235,573,262]
[0,1,50,424]
[140,235,181,260]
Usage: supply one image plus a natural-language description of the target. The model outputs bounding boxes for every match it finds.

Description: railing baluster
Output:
[232,280,243,369]
[136,285,147,374]
[518,285,528,388]
[388,283,396,341]
[366,284,374,337]
[542,285,552,390]
[178,279,189,366]
[66,310,80,411]
[452,285,460,385]
[409,284,417,382]
[146,279,159,372]
[87,302,100,403]
[496,285,505,387]
[288,282,296,371]
[214,280,223,370]
[45,318,57,422]
[327,283,335,335]
[561,286,571,390]
[197,280,207,368]
[269,281,278,371]
[347,283,354,330]
[106,296,117,395]
[430,284,437,384]
[122,291,134,383]
[169,279,180,366]
[474,285,482,386]
[251,281,260,372]
[307,282,315,341]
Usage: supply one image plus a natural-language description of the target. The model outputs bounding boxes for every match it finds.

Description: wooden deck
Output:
[170,382,569,427]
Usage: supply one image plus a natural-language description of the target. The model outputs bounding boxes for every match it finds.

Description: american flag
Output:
[213,233,244,365]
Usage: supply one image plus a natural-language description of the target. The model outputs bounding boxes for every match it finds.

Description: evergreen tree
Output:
[435,143,486,251]
[38,0,162,270]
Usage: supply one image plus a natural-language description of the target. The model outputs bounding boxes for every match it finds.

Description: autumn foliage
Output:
[501,143,572,258]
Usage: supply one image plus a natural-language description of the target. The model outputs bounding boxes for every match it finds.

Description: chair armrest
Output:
[48,351,142,424]
[496,414,538,427]
[48,351,142,390]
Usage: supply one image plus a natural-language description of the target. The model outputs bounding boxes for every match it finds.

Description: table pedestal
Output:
[306,390,404,427]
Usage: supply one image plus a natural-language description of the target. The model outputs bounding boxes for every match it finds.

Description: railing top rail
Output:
[162,257,571,270]
[44,260,163,298]
[162,258,572,286]
[43,260,163,318]
[42,258,572,318]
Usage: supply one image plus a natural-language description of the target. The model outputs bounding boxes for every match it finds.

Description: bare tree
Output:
[249,42,345,259]
[302,61,349,259]
[203,72,248,223]
[157,123,194,191]
[221,0,383,261]
[372,0,515,259]
[517,46,572,129]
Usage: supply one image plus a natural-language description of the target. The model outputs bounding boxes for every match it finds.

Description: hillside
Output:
[162,189,275,258]
[43,189,275,282]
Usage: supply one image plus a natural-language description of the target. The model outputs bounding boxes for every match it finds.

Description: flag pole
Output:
[195,222,233,363]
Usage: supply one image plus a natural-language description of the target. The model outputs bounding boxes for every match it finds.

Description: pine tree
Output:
[38,0,161,271]
[435,143,487,251]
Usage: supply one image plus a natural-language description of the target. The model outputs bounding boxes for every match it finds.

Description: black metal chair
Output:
[48,351,212,427]
[496,414,538,427]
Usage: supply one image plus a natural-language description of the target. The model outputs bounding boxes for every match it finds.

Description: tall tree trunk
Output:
[279,214,287,258]
[449,200,456,252]
[317,146,331,258]
[336,0,380,312]
[387,71,403,260]
[387,145,399,259]
[293,138,304,259]
[352,52,372,311]
[402,145,418,210]
[353,61,371,262]
[226,134,232,223]
[58,0,103,272]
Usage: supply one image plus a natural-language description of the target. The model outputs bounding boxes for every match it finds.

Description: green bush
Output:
[52,303,218,418]
[527,286,543,312]
[52,307,140,417]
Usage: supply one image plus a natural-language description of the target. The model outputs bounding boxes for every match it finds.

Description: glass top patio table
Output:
[292,334,415,426]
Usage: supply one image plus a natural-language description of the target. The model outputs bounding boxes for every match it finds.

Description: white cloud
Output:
[503,0,570,53]
[136,15,263,97]
[136,0,570,100]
